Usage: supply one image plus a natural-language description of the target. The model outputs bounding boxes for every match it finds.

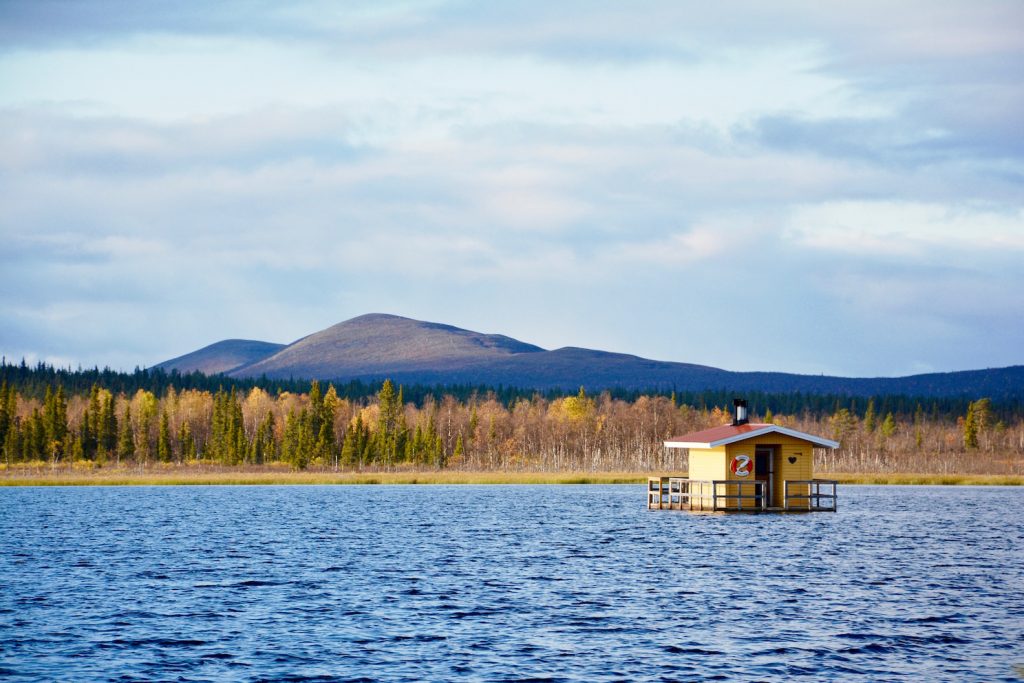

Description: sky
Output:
[1,1,1022,378]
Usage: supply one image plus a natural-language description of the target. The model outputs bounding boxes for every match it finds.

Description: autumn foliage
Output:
[1,380,1021,475]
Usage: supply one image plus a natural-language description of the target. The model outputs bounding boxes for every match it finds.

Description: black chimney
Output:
[732,398,748,426]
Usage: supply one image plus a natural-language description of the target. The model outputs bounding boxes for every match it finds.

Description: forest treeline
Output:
[3,359,1022,419]
[1,374,1022,474]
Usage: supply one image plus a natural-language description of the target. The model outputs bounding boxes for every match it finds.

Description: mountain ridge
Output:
[155,313,1024,399]
[155,339,287,376]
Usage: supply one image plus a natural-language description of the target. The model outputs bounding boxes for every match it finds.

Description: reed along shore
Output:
[1,465,1021,487]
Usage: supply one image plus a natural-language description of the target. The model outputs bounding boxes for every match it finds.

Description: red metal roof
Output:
[664,422,840,449]
[666,423,772,444]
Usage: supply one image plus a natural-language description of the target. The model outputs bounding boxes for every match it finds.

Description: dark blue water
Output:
[1,485,1022,682]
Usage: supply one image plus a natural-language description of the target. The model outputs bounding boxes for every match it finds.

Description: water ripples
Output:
[1,484,1022,681]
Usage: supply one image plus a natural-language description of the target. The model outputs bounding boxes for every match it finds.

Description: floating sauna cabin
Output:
[649,399,840,512]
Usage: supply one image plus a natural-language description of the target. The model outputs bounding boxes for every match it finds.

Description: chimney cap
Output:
[732,398,749,426]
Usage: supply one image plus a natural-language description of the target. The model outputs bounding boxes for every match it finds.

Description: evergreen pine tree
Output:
[249,412,273,465]
[69,434,84,461]
[263,412,277,462]
[179,420,196,461]
[117,403,134,464]
[375,380,401,466]
[0,380,8,449]
[395,386,408,461]
[158,410,172,462]
[135,391,158,463]
[209,389,225,459]
[406,424,419,463]
[29,409,46,461]
[99,392,117,456]
[963,402,979,449]
[42,385,69,460]
[20,411,37,461]
[308,381,324,455]
[231,397,245,465]
[3,384,17,452]
[295,408,312,469]
[340,421,358,468]
[3,420,20,466]
[316,385,338,466]
[79,407,94,461]
[881,412,896,439]
[358,417,372,466]
[468,406,479,443]
[450,433,464,466]
[89,386,102,451]
[863,399,876,433]
[282,410,299,466]
[971,398,991,449]
[42,387,58,459]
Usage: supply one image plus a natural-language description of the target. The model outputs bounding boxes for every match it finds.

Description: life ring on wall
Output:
[731,455,752,477]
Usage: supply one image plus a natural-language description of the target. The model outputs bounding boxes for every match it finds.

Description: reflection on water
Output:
[1,485,1022,681]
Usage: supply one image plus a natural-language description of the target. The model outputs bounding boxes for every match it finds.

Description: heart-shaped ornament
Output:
[788,456,797,464]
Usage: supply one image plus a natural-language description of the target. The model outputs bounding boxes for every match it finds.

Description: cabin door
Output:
[754,446,775,507]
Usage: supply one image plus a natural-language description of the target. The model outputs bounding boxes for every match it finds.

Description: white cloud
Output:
[611,226,729,266]
[785,201,1024,258]
[0,36,869,132]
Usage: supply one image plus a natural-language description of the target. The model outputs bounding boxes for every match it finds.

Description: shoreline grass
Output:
[0,466,1021,487]
[827,472,1023,486]
[0,467,647,487]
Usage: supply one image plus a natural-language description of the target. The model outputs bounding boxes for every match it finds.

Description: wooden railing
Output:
[647,477,766,511]
[648,477,839,512]
[783,479,838,511]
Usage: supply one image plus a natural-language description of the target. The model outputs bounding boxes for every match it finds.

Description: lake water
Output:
[1,484,1022,682]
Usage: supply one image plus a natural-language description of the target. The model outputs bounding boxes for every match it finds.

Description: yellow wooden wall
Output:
[726,435,815,508]
[688,447,727,482]
[688,448,726,508]
[685,436,823,509]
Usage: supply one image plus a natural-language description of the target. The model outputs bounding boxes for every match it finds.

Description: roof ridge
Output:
[664,422,839,449]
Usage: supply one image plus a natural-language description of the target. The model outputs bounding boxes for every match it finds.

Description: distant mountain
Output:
[156,313,1024,399]
[155,339,286,376]
[235,313,544,381]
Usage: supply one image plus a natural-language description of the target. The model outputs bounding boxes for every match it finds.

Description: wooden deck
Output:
[647,476,838,512]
